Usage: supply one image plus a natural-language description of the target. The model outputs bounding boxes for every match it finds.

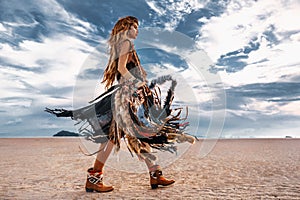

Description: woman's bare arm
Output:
[117,40,145,87]
[117,40,135,81]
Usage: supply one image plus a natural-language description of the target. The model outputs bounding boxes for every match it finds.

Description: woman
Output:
[46,16,195,193]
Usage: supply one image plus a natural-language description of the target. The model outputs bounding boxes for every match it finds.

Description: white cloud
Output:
[0,39,95,123]
[196,0,300,86]
[33,0,91,32]
[0,34,94,86]
[146,0,204,30]
[146,1,166,16]
[280,101,300,116]
[290,32,300,42]
[0,1,104,129]
[193,0,300,137]
[244,98,281,115]
[197,0,300,58]
[0,35,102,122]
[0,23,6,31]
[2,19,39,28]
[5,118,22,125]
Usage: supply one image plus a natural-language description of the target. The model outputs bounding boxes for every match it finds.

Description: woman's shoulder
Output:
[118,39,133,52]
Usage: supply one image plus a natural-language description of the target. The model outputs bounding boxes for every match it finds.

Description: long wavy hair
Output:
[102,16,139,89]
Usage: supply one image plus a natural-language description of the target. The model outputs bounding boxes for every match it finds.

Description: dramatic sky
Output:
[0,0,299,138]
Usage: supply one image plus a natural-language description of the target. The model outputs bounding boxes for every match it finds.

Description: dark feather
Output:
[44,107,73,118]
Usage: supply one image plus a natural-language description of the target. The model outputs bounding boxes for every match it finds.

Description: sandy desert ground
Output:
[0,137,299,199]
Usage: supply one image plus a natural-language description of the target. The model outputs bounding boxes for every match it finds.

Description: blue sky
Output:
[0,0,300,138]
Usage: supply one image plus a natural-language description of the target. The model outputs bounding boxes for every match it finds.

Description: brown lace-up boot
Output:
[149,165,175,189]
[85,168,114,193]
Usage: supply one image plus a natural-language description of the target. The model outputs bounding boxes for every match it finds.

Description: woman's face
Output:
[127,23,138,39]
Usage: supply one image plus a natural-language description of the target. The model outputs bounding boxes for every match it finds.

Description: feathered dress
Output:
[45,42,195,162]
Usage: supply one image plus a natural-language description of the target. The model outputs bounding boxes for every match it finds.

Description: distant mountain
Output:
[53,130,80,137]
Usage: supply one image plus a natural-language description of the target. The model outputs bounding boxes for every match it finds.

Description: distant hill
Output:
[53,130,80,137]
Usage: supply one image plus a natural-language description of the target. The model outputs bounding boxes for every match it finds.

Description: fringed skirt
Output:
[46,76,195,161]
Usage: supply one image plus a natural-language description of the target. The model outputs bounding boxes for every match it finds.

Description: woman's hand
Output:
[117,40,131,78]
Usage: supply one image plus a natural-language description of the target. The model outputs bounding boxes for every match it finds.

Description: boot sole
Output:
[151,184,158,189]
[151,181,175,189]
[85,187,114,193]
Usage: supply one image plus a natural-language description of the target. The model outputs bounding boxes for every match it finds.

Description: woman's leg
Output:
[140,144,175,189]
[144,157,155,169]
[85,140,114,193]
[93,140,114,171]
[147,160,175,189]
